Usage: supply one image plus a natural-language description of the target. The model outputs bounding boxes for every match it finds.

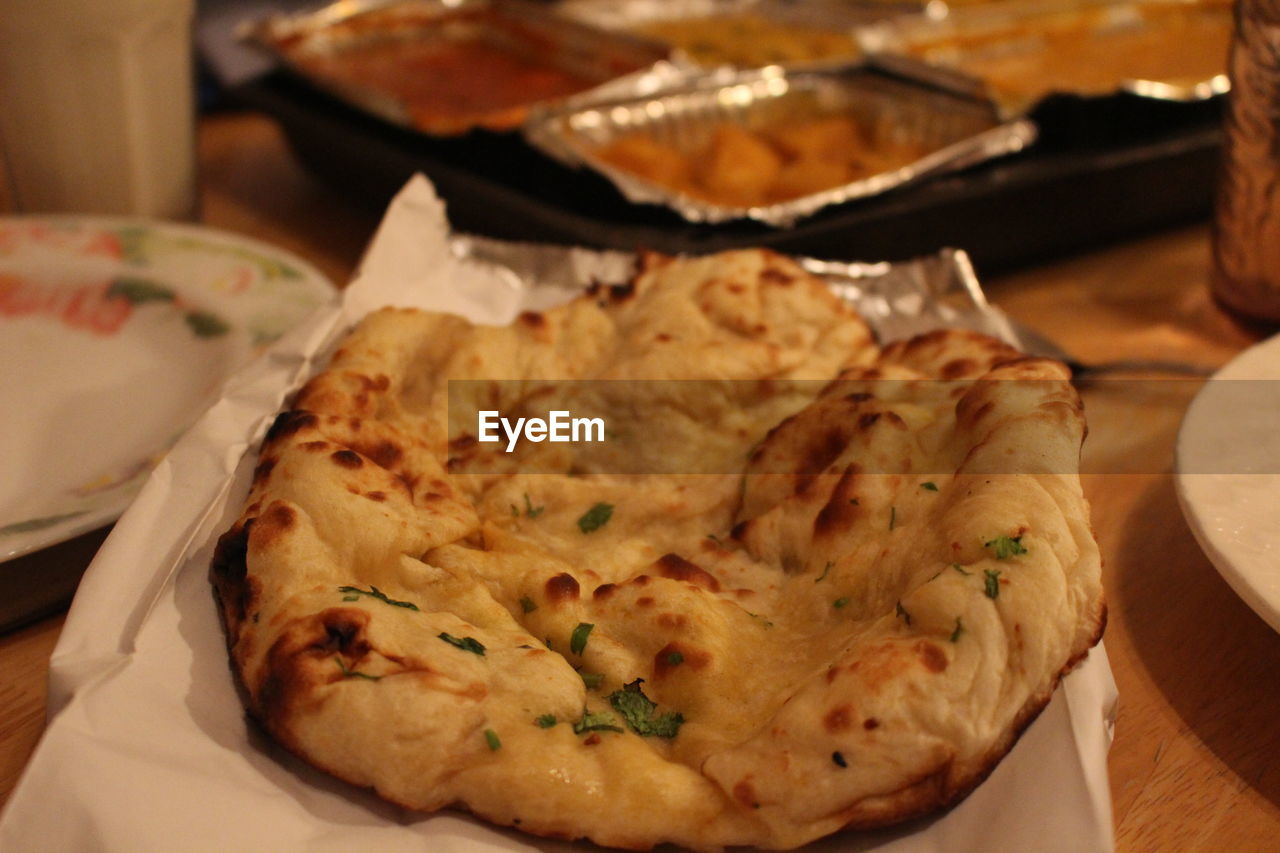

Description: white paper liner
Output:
[0,175,1117,852]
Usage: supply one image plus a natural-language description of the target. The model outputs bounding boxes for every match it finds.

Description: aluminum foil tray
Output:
[525,63,1036,227]
[247,0,672,135]
[554,0,892,69]
[857,0,1233,118]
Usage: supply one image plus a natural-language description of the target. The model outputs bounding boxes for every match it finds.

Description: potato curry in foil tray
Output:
[523,64,1035,226]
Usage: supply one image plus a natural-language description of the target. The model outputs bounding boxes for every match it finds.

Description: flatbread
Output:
[210,248,1104,850]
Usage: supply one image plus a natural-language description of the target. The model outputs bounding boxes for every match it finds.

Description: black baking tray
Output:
[232,69,1223,273]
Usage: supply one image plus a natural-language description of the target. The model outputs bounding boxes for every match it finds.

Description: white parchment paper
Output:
[0,176,1118,853]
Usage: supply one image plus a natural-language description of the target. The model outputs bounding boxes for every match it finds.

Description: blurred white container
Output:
[0,0,197,218]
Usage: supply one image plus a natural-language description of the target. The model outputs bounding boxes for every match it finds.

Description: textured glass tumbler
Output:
[1212,0,1280,323]
[0,0,197,219]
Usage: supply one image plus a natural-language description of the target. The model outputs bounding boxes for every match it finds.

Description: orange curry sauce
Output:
[299,32,604,132]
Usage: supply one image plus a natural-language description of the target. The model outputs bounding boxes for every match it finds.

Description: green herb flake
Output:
[921,481,939,492]
[984,569,1002,600]
[706,533,724,547]
[833,597,849,609]
[577,502,614,533]
[439,632,486,656]
[849,497,860,506]
[334,657,381,681]
[581,672,605,689]
[950,617,965,643]
[535,714,557,728]
[895,600,912,626]
[570,622,594,655]
[338,585,419,611]
[573,710,624,735]
[608,679,684,738]
[523,493,545,519]
[815,561,833,583]
[951,563,972,576]
[832,751,848,768]
[520,595,538,613]
[984,535,1028,560]
[667,651,685,666]
[484,729,502,751]
[889,506,897,530]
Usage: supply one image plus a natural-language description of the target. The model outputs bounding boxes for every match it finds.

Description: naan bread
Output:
[210,249,1104,850]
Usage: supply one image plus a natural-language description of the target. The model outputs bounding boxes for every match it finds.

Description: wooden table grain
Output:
[2,110,1278,849]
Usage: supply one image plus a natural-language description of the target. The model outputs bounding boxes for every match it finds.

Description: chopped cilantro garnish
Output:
[535,714,558,728]
[484,729,501,751]
[338,585,419,610]
[666,651,685,666]
[570,622,594,655]
[523,493,544,519]
[520,595,537,613]
[895,600,912,626]
[921,481,939,492]
[951,563,972,576]
[334,657,381,681]
[577,502,614,533]
[607,679,684,738]
[815,561,833,583]
[832,751,848,768]
[984,569,1002,600]
[833,597,849,609]
[573,710,624,734]
[951,617,965,643]
[439,632,486,656]
[985,535,1027,559]
[581,672,604,689]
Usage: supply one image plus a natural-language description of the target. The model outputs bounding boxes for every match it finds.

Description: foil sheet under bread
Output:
[448,232,1022,347]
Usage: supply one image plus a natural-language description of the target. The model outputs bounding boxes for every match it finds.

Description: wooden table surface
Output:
[2,111,1279,849]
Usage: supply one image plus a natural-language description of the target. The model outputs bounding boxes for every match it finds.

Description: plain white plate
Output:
[1175,332,1280,634]
[0,215,335,562]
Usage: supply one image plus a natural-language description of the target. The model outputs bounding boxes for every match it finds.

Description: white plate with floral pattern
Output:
[1176,332,1280,634]
[0,216,335,562]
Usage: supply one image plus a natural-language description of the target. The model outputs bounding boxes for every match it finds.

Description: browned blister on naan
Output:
[211,249,1103,851]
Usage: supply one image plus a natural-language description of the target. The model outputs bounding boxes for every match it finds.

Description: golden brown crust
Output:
[210,249,1104,850]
